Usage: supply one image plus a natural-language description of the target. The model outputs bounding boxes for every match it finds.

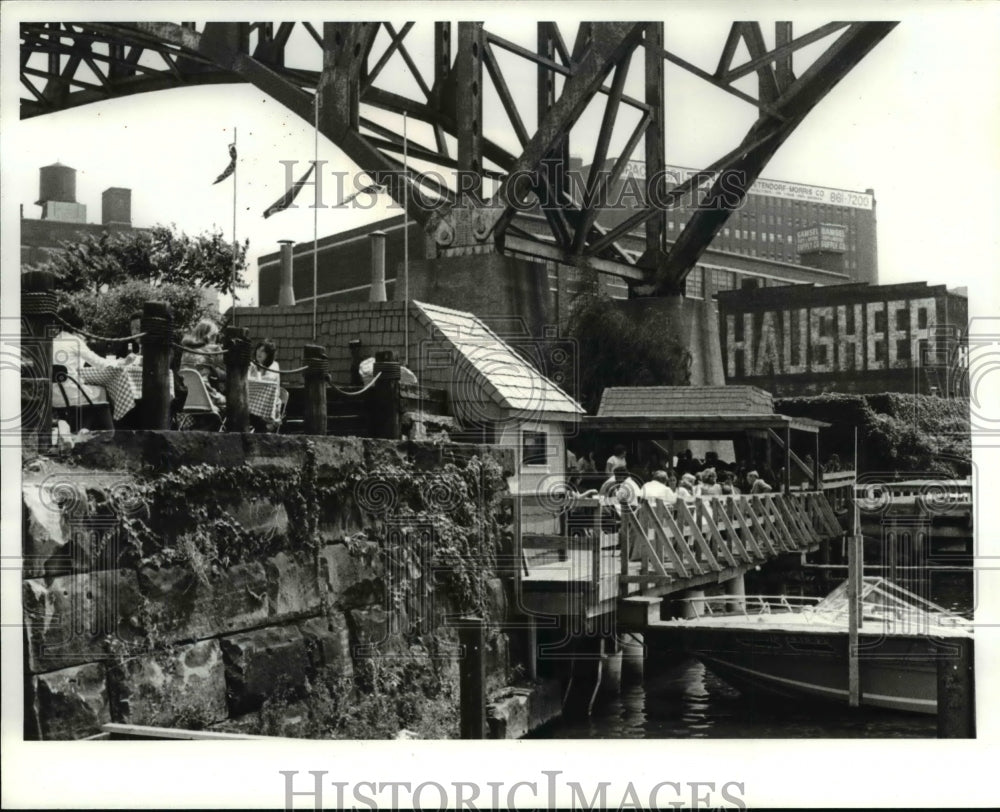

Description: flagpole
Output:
[231,126,238,324]
[403,111,409,368]
[312,98,319,342]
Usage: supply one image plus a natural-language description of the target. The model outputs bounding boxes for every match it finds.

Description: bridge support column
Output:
[678,588,706,619]
[599,637,622,696]
[620,633,645,685]
[724,574,746,613]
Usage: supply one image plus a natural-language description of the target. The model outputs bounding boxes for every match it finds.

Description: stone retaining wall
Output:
[22,432,538,740]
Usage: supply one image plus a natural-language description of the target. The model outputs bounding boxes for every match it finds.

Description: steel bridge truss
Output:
[21,20,896,294]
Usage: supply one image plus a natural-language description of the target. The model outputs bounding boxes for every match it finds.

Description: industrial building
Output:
[21,163,139,268]
[581,158,879,283]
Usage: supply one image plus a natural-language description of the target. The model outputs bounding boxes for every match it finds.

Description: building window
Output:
[895,307,908,331]
[897,339,911,362]
[814,344,829,365]
[776,216,782,226]
[723,227,730,237]
[918,308,928,329]
[668,221,674,231]
[875,340,886,362]
[735,228,742,239]
[522,430,549,467]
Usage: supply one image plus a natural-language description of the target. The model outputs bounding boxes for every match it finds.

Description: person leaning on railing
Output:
[640,469,677,506]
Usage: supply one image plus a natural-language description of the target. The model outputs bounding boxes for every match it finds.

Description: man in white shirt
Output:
[51,308,111,407]
[640,470,677,506]
[605,444,628,474]
[599,466,641,515]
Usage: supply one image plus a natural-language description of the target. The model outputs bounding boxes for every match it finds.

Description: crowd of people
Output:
[565,443,782,520]
[50,306,285,433]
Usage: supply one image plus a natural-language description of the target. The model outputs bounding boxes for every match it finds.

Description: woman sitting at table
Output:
[51,306,114,429]
[249,339,280,383]
[248,338,286,432]
[180,319,227,410]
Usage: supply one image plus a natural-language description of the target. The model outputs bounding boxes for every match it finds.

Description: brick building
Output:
[21,163,141,268]
[582,158,878,283]
[717,282,968,397]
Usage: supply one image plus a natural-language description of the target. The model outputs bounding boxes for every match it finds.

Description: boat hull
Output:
[661,626,961,715]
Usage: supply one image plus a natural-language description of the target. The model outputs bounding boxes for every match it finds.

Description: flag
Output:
[334,182,385,208]
[262,162,317,218]
[213,143,237,184]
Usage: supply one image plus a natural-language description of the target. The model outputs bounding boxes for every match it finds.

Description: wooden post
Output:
[370,350,401,439]
[937,637,975,738]
[783,424,792,494]
[456,616,486,739]
[223,326,251,432]
[847,531,863,707]
[140,301,172,430]
[592,503,603,592]
[20,270,57,453]
[302,344,328,435]
[813,432,821,491]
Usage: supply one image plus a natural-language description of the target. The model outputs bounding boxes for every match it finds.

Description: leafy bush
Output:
[776,393,970,476]
[566,277,692,412]
[36,224,248,295]
[58,279,213,349]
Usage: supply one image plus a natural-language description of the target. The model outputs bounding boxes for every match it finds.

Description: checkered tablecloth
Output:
[124,365,174,401]
[80,365,175,421]
[247,379,280,420]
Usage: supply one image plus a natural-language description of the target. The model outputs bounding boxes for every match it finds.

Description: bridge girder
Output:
[20,20,897,294]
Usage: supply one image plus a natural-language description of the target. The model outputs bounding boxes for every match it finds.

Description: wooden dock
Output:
[516,490,844,619]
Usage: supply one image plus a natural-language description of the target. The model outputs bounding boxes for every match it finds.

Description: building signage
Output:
[622,160,874,211]
[723,297,940,378]
[796,224,847,253]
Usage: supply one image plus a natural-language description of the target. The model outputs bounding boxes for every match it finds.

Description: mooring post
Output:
[20,270,57,453]
[937,637,975,738]
[302,344,328,435]
[140,301,172,430]
[370,350,402,439]
[456,616,486,739]
[223,326,252,432]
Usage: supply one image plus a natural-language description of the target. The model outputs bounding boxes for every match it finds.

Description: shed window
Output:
[522,431,549,466]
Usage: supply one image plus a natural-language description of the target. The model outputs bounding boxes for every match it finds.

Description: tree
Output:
[36,224,249,295]
[565,277,692,413]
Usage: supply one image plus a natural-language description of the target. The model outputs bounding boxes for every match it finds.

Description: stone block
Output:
[240,433,310,473]
[107,639,228,728]
[265,552,320,618]
[485,631,511,695]
[23,569,143,673]
[348,605,409,658]
[72,431,249,472]
[22,468,140,577]
[298,614,354,679]
[137,562,268,642]
[318,542,385,609]
[221,626,308,715]
[32,662,110,740]
[311,436,365,473]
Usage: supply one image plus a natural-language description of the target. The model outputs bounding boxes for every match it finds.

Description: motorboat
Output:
[651,578,972,714]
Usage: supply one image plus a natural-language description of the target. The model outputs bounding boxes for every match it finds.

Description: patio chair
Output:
[51,364,113,432]
[178,368,225,431]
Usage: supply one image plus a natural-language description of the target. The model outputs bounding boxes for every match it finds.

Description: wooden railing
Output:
[512,490,845,600]
[619,492,844,597]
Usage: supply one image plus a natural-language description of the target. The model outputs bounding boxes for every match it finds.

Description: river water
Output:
[534,570,974,739]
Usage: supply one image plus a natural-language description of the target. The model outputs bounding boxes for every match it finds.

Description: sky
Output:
[3,3,1000,315]
[2,2,1000,809]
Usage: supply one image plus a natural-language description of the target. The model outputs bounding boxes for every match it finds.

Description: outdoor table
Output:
[80,364,174,421]
[247,379,280,420]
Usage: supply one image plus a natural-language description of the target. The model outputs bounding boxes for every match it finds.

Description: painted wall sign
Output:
[723,296,940,377]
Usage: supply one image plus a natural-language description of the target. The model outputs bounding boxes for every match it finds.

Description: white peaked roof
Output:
[412,301,584,420]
